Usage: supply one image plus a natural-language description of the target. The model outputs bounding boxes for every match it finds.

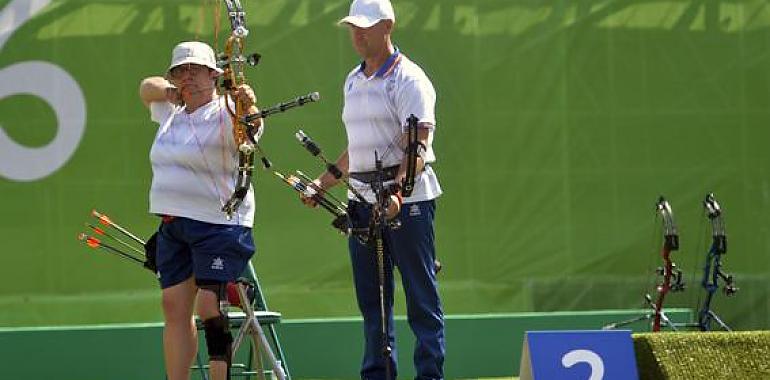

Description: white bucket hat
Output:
[338,0,395,28]
[167,41,223,74]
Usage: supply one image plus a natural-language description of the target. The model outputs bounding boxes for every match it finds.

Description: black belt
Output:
[349,165,400,184]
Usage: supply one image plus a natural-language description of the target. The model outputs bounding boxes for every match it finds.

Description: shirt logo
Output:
[409,204,421,217]
[211,257,225,271]
[385,77,396,95]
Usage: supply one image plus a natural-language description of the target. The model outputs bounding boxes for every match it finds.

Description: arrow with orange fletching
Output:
[85,222,145,257]
[91,209,145,245]
[78,232,145,266]
[78,210,157,273]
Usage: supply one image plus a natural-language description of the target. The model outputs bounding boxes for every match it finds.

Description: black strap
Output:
[349,165,400,184]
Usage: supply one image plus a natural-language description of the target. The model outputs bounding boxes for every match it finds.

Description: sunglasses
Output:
[168,63,209,79]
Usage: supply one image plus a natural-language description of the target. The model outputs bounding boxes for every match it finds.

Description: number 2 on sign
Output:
[562,349,605,380]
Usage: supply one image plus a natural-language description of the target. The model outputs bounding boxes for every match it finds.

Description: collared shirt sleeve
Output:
[395,76,436,130]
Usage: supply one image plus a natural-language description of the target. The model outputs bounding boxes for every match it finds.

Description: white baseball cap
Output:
[167,41,223,74]
[338,0,395,28]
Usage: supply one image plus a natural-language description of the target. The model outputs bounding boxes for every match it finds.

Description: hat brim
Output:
[338,15,381,28]
[167,57,224,75]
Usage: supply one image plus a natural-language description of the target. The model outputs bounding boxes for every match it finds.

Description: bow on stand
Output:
[602,197,685,331]
[694,193,738,331]
[648,196,685,331]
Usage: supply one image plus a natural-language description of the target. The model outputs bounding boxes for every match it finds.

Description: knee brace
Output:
[202,314,233,362]
[197,279,232,362]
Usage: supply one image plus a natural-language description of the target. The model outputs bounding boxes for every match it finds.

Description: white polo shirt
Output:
[148,97,255,227]
[342,49,442,204]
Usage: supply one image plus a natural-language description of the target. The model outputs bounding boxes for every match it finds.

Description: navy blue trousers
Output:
[348,200,444,380]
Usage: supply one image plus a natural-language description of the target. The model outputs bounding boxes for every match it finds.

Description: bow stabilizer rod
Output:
[242,92,320,123]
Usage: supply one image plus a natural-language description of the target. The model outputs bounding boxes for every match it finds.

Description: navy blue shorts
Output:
[156,217,255,289]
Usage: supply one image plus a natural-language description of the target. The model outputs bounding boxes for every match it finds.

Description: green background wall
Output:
[1,0,769,330]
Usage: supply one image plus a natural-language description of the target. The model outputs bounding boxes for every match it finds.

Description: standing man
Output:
[304,0,444,379]
[139,41,262,380]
